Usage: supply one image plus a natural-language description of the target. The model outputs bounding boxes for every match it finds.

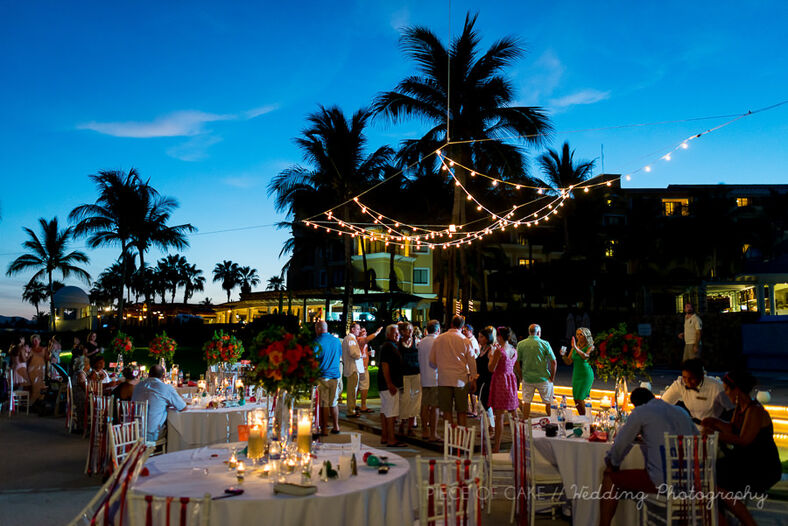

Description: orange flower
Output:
[269,350,284,367]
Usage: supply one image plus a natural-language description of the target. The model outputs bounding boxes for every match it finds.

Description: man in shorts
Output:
[514,323,556,418]
[378,325,405,447]
[429,315,477,427]
[314,320,342,435]
[417,320,441,441]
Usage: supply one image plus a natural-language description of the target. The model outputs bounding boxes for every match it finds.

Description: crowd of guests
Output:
[312,316,782,525]
[6,333,65,406]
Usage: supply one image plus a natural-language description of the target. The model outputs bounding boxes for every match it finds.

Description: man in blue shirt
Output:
[131,365,187,442]
[599,388,698,526]
[314,320,342,435]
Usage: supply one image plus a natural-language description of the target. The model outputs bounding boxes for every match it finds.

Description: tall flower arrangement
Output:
[251,325,320,399]
[148,331,177,364]
[109,331,134,357]
[594,323,651,382]
[203,330,244,365]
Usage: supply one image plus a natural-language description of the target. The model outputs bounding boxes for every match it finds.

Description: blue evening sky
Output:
[1,0,786,317]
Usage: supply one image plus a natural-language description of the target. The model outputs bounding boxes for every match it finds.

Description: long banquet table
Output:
[532,426,645,526]
[129,442,414,526]
[167,404,264,452]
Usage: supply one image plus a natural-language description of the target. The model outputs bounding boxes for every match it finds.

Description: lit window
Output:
[662,198,689,217]
[412,244,430,254]
[606,199,613,207]
[742,244,750,255]
[517,234,527,246]
[736,197,751,207]
[517,258,534,267]
[413,268,430,285]
[605,240,619,258]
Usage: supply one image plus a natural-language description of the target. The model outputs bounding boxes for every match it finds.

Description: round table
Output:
[175,385,199,398]
[167,404,264,452]
[532,427,645,526]
[129,443,414,526]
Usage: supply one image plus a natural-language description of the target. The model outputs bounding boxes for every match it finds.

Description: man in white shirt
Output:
[429,315,477,426]
[661,359,733,423]
[131,365,187,442]
[418,320,441,441]
[678,303,702,361]
[462,324,480,358]
[342,323,364,417]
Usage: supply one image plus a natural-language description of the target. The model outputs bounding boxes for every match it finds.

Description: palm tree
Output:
[129,190,195,309]
[6,217,91,330]
[182,263,205,303]
[538,141,595,254]
[69,169,147,327]
[238,266,261,295]
[213,260,241,302]
[268,105,393,330]
[266,275,285,313]
[373,12,552,316]
[22,280,48,318]
[200,297,213,306]
[157,254,188,303]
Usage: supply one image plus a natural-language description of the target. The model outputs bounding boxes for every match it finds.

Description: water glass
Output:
[349,432,361,454]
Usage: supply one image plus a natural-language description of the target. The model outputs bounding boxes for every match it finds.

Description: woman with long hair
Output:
[562,327,594,416]
[9,336,31,387]
[474,326,496,421]
[702,370,781,526]
[488,326,519,452]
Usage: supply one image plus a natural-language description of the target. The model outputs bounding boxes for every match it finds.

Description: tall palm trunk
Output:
[278,290,284,314]
[360,236,369,295]
[341,209,354,332]
[48,269,55,331]
[118,242,128,330]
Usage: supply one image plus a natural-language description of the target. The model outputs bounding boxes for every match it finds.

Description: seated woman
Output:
[702,370,782,526]
[112,366,137,402]
[88,355,116,394]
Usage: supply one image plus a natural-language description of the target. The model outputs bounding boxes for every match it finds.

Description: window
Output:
[413,268,430,285]
[603,214,625,226]
[517,258,534,267]
[736,197,751,207]
[517,234,527,246]
[605,240,619,258]
[662,198,689,217]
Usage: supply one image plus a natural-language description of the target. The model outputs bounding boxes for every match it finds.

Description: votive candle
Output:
[296,409,312,455]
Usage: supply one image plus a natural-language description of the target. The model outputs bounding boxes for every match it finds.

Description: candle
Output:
[236,462,245,483]
[261,463,271,477]
[248,424,265,461]
[296,409,312,455]
[228,453,238,470]
[600,395,611,409]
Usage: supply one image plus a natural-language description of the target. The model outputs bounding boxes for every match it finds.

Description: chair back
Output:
[68,441,151,526]
[85,394,114,476]
[118,400,149,440]
[417,478,481,526]
[444,421,475,459]
[512,418,533,518]
[415,456,485,489]
[660,432,719,525]
[64,376,74,433]
[110,421,141,469]
[87,379,104,396]
[127,493,212,526]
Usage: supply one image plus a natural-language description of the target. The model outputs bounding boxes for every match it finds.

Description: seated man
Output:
[131,364,187,442]
[661,359,733,423]
[599,388,698,526]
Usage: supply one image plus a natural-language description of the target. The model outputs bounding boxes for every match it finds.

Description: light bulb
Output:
[626,175,632,181]
[538,188,544,195]
[466,195,472,200]
[681,142,689,149]
[663,154,671,161]
[606,181,612,187]
[645,166,652,172]
[449,160,455,167]
[492,181,498,187]
[477,205,482,211]
[470,171,476,177]
[584,187,589,193]
[455,181,460,186]
[442,165,448,171]
[515,185,521,190]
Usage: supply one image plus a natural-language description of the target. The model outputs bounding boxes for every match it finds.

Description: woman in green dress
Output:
[562,327,594,415]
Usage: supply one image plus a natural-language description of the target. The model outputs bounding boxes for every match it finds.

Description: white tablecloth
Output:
[167,405,263,452]
[176,385,199,397]
[533,429,645,526]
[129,443,413,526]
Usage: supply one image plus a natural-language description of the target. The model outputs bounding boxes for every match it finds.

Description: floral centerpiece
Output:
[148,331,177,364]
[203,330,244,365]
[594,323,652,409]
[594,323,651,381]
[251,325,321,399]
[109,331,134,357]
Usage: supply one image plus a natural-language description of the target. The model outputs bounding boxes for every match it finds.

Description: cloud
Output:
[549,89,611,109]
[78,110,234,138]
[222,176,260,189]
[518,50,565,106]
[389,7,410,32]
[245,104,279,119]
[166,135,223,162]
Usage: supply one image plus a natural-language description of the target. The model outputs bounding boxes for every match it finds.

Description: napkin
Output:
[588,431,608,442]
